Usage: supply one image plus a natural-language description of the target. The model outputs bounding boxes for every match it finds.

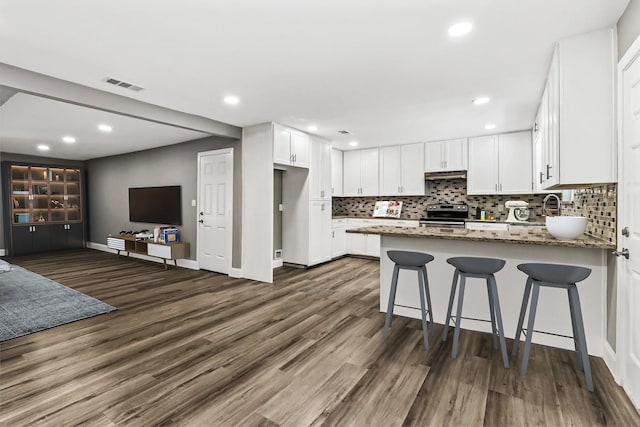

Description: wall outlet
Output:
[279,204,284,212]
[274,249,283,259]
[191,200,197,207]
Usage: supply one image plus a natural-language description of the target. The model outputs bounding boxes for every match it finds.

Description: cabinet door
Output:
[467,136,498,195]
[347,233,367,255]
[291,131,310,168]
[365,234,380,257]
[424,141,444,172]
[359,148,379,196]
[379,146,402,196]
[331,228,346,258]
[444,138,468,171]
[343,151,361,196]
[11,226,33,256]
[545,49,560,187]
[67,223,84,249]
[31,224,51,253]
[319,141,332,198]
[309,139,323,199]
[49,224,68,251]
[498,132,533,194]
[273,124,292,165]
[331,149,343,196]
[401,143,425,195]
[308,201,331,265]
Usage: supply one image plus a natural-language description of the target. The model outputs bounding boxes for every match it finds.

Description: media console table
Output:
[106,234,190,269]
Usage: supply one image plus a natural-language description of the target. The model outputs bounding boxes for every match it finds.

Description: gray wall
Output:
[618,0,640,59]
[1,152,86,252]
[86,135,242,266]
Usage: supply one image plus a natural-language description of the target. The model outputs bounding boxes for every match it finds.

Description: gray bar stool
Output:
[442,256,509,368]
[513,263,593,392]
[384,250,435,350]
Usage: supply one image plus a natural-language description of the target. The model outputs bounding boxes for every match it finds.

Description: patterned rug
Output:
[0,263,116,341]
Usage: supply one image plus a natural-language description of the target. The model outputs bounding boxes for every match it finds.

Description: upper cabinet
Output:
[468,131,532,195]
[379,143,425,196]
[535,28,615,189]
[343,148,379,196]
[331,148,343,197]
[424,139,468,172]
[273,123,310,168]
[309,137,332,199]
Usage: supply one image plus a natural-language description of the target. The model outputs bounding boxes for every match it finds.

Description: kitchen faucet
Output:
[542,194,561,217]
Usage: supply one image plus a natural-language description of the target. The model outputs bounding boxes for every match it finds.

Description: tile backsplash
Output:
[333,179,617,242]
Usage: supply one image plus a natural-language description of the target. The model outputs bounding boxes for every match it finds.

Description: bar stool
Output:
[383,250,435,350]
[442,256,509,368]
[513,263,593,392]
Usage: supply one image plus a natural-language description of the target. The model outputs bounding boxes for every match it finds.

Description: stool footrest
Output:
[448,315,492,324]
[521,327,574,340]
[394,303,430,315]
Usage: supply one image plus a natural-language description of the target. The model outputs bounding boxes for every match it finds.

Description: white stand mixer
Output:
[505,200,530,222]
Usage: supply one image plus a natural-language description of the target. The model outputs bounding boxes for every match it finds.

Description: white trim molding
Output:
[87,241,199,270]
[229,267,243,278]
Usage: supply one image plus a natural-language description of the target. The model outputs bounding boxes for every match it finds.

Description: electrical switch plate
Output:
[279,204,284,211]
[191,200,197,207]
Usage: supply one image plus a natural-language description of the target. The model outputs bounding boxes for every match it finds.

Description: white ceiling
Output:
[0,0,630,153]
[0,93,209,160]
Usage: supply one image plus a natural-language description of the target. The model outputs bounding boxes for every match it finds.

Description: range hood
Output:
[424,170,467,180]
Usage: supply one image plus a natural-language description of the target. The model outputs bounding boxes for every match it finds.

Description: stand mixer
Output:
[505,200,530,222]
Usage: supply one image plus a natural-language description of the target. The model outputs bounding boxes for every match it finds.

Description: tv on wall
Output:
[129,185,182,225]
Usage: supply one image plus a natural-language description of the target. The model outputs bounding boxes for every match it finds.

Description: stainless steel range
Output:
[419,203,469,228]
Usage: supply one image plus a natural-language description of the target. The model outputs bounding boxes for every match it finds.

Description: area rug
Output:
[0,264,117,341]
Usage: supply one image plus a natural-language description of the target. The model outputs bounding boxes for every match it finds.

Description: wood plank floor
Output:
[0,249,638,426]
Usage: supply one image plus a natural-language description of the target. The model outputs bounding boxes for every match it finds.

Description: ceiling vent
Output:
[104,77,144,92]
[337,130,351,135]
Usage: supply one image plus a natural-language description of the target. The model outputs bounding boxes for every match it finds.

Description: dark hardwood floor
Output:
[0,249,638,426]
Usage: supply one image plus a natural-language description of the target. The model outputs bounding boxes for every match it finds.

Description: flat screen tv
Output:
[129,185,182,225]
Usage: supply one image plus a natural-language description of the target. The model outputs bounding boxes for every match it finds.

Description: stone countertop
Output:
[332,216,417,221]
[347,225,615,250]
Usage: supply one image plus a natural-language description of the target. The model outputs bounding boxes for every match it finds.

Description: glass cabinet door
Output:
[64,168,81,222]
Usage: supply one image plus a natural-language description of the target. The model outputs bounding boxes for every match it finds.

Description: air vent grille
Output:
[103,77,144,92]
[337,130,351,135]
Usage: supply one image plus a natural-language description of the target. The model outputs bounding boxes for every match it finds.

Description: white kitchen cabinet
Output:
[468,132,532,195]
[308,200,332,266]
[309,138,332,199]
[424,139,468,172]
[331,219,346,258]
[380,143,425,196]
[536,28,615,189]
[331,148,343,196]
[272,123,310,168]
[343,149,379,196]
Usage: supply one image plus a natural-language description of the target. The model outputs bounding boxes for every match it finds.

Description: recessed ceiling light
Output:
[472,97,490,105]
[448,22,473,37]
[224,95,240,105]
[37,144,50,151]
[349,141,359,147]
[98,124,113,133]
[485,124,497,130]
[62,136,76,143]
[307,125,318,132]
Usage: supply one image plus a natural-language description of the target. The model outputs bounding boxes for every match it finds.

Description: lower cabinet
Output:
[49,224,84,251]
[331,219,347,258]
[308,201,332,266]
[10,223,83,255]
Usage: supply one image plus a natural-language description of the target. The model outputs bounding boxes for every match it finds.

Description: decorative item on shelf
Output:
[36,213,46,222]
[50,199,64,209]
[13,198,20,208]
[372,201,403,218]
[163,228,179,243]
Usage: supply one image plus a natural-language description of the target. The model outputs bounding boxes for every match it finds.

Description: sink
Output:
[545,216,587,240]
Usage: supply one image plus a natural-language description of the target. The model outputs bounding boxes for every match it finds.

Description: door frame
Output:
[615,33,640,395]
[196,148,234,274]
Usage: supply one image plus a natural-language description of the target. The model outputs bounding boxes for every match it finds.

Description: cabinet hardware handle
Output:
[444,161,447,169]
[546,164,551,179]
[495,184,498,192]
[539,171,544,184]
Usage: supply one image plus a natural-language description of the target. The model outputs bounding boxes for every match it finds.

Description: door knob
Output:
[622,226,630,237]
[200,212,204,216]
[199,219,204,223]
[611,248,630,259]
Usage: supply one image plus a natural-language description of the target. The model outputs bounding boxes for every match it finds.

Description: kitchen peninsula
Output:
[348,225,615,356]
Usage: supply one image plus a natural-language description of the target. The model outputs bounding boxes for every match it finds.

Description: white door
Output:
[401,143,425,195]
[291,131,310,168]
[319,142,332,198]
[620,49,640,409]
[273,124,292,165]
[331,148,343,196]
[467,136,498,195]
[331,228,346,258]
[424,141,444,172]
[379,146,402,196]
[360,148,379,196]
[445,138,467,171]
[309,138,323,199]
[498,132,532,194]
[343,150,361,196]
[197,149,233,274]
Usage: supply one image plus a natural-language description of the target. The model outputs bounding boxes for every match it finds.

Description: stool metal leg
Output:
[520,282,540,376]
[451,274,466,359]
[383,265,400,339]
[567,287,584,371]
[422,266,435,335]
[512,277,533,357]
[442,269,459,342]
[569,285,594,392]
[417,269,430,350]
[486,278,499,349]
[488,275,510,369]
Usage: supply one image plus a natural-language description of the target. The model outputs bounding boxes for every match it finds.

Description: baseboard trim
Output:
[272,259,283,269]
[603,341,619,384]
[88,241,199,270]
[229,267,243,278]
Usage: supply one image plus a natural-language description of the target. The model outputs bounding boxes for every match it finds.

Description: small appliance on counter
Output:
[419,203,468,228]
[505,200,530,223]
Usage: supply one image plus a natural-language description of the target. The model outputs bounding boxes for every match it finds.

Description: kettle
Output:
[505,200,530,222]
